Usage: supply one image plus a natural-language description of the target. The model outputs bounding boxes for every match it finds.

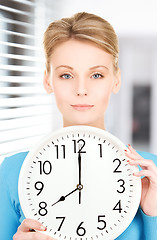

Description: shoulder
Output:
[0,152,29,235]
[0,151,29,188]
[137,151,157,165]
[0,152,29,176]
[0,152,29,219]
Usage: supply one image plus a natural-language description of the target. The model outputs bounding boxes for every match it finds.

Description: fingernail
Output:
[124,149,128,152]
[127,160,133,164]
[128,144,131,147]
[41,225,47,231]
[133,172,138,176]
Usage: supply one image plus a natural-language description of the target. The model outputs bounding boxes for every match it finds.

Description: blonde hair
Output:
[43,12,119,73]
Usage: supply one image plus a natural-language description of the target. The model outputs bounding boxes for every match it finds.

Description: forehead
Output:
[50,39,114,71]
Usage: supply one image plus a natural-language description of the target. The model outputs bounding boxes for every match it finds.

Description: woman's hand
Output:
[125,144,157,216]
[13,218,56,240]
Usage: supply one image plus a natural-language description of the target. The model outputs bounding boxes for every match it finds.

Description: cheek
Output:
[95,86,112,104]
[53,81,67,97]
[53,83,72,109]
[54,90,65,107]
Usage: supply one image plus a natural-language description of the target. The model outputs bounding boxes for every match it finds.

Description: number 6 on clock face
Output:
[18,126,141,240]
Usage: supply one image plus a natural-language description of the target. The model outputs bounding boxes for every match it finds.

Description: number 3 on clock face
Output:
[18,126,141,240]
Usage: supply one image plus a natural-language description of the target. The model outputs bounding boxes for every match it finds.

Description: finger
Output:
[18,218,46,232]
[14,231,54,240]
[128,144,139,155]
[125,148,143,161]
[126,144,145,159]
[128,159,155,168]
[133,169,156,180]
[134,168,157,186]
[128,158,157,174]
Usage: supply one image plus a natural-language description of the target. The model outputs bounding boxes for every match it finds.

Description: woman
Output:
[0,12,157,240]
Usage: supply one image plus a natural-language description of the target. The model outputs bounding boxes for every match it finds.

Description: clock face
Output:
[18,126,141,240]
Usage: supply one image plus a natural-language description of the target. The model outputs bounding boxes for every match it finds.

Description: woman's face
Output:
[44,39,121,129]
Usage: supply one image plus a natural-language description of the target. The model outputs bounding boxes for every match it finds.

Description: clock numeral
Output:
[56,217,65,231]
[55,145,65,159]
[76,222,86,236]
[98,144,102,158]
[72,139,86,154]
[117,179,125,193]
[113,200,122,213]
[38,160,52,175]
[34,181,44,196]
[113,158,122,173]
[38,201,48,216]
[97,215,106,230]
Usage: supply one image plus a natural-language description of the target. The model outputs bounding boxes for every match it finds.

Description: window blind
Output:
[0,0,60,162]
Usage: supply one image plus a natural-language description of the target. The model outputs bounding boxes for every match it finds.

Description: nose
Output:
[76,78,88,96]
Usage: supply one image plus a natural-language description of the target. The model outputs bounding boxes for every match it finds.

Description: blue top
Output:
[0,151,157,240]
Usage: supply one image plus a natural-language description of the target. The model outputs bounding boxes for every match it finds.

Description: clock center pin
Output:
[77,184,83,190]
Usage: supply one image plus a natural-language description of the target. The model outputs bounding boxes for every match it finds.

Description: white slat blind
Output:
[0,0,62,162]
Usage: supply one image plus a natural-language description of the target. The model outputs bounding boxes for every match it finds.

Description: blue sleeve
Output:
[137,151,157,165]
[0,152,28,240]
[138,151,157,239]
[139,207,157,240]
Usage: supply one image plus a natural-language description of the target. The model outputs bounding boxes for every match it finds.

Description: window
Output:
[0,0,62,162]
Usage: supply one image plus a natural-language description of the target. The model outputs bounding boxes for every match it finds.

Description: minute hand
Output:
[78,152,81,185]
[78,152,82,204]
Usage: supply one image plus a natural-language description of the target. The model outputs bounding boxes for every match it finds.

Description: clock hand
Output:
[78,152,83,204]
[51,187,78,207]
[78,152,81,185]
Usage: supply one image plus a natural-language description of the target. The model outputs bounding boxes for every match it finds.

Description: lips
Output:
[71,104,94,111]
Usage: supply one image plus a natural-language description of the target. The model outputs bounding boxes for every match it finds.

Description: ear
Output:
[43,70,53,94]
[112,68,121,94]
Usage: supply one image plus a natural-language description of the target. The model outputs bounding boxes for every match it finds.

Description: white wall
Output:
[59,0,157,36]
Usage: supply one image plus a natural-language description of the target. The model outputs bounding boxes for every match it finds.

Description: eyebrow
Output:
[55,65,73,70]
[89,65,109,71]
[55,65,109,71]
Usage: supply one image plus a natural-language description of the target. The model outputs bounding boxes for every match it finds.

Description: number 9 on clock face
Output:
[18,126,141,240]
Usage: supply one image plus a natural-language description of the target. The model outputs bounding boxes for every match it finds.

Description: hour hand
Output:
[51,187,78,207]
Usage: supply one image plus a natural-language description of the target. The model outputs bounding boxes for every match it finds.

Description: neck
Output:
[63,118,106,131]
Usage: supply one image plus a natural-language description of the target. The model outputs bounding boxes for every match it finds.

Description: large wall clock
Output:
[18,126,141,240]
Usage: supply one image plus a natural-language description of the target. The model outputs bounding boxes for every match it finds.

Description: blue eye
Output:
[92,73,103,79]
[60,74,72,79]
